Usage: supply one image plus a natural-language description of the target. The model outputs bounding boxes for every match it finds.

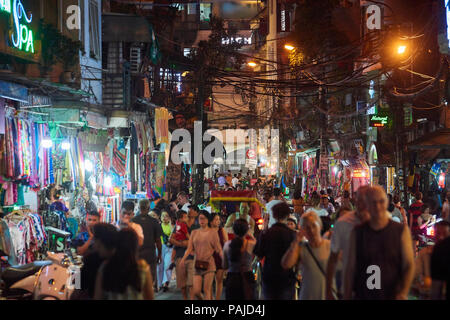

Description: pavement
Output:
[154,280,183,300]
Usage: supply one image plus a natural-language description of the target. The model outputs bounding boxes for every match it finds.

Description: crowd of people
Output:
[68,170,450,300]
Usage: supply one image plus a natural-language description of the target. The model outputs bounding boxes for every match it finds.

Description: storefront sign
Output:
[0,0,11,12]
[353,169,369,178]
[2,0,35,53]
[369,115,388,127]
[0,79,28,102]
[221,36,252,45]
[246,148,256,159]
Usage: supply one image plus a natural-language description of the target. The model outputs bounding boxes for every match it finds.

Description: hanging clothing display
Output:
[155,107,169,145]
[1,209,46,265]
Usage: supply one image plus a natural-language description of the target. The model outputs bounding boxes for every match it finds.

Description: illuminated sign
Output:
[0,0,11,13]
[446,0,450,48]
[353,169,369,178]
[1,0,35,53]
[222,36,252,45]
[369,115,388,127]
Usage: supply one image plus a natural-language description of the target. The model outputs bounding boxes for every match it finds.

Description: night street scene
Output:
[1,0,450,304]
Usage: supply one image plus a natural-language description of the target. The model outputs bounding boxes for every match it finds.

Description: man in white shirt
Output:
[266,188,284,228]
[177,191,191,213]
[232,174,239,188]
[325,185,371,299]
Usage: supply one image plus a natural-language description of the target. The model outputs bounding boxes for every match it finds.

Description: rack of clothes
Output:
[0,206,47,265]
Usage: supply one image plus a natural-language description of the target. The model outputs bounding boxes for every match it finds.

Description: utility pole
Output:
[192,67,206,205]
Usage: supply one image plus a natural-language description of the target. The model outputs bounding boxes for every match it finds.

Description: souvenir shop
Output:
[0,100,170,265]
[294,148,320,197]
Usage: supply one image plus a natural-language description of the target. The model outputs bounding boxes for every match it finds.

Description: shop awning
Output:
[374,141,395,166]
[407,129,450,151]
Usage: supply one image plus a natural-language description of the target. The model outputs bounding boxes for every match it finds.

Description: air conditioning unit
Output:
[130,46,141,73]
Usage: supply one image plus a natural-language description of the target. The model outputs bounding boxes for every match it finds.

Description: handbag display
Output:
[195,260,209,271]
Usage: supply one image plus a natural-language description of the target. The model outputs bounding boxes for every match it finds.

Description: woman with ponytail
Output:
[222,218,256,300]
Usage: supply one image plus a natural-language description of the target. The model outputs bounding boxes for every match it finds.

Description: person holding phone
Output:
[72,210,101,256]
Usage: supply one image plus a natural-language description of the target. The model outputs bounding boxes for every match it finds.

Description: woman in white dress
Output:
[282,210,336,300]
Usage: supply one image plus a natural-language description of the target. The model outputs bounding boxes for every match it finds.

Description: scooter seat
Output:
[1,261,52,288]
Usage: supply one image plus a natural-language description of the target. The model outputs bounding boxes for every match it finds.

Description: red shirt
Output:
[174,221,189,241]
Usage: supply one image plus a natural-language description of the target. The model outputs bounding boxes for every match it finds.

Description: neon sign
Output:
[369,115,388,127]
[446,0,450,48]
[1,0,34,53]
[0,0,11,13]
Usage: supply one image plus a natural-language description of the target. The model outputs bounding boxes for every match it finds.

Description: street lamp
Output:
[284,44,295,51]
[397,45,407,55]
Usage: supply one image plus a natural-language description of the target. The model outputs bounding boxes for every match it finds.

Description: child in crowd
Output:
[168,210,190,270]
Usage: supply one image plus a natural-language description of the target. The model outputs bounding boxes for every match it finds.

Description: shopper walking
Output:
[409,192,425,255]
[254,202,296,300]
[430,221,450,300]
[393,194,408,225]
[94,228,154,300]
[414,220,450,299]
[180,211,223,300]
[344,186,415,300]
[70,223,117,300]
[325,186,370,300]
[223,218,257,300]
[157,211,174,292]
[292,189,304,223]
[340,190,354,211]
[72,210,101,256]
[116,200,144,246]
[169,210,194,300]
[265,188,284,228]
[132,199,162,292]
[210,212,228,300]
[282,210,335,300]
[177,191,191,213]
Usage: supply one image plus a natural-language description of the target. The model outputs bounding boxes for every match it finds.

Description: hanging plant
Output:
[37,19,81,75]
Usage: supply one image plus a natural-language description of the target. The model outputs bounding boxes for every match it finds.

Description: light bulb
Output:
[104,176,112,188]
[42,138,52,149]
[84,159,93,172]
[61,141,71,150]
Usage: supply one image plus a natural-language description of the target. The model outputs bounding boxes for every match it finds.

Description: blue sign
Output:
[0,79,28,102]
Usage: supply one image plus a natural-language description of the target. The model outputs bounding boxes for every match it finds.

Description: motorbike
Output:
[0,249,82,300]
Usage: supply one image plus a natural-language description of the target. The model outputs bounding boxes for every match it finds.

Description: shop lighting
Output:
[284,44,295,51]
[84,159,94,172]
[42,138,52,149]
[104,176,112,188]
[248,61,257,68]
[61,141,71,150]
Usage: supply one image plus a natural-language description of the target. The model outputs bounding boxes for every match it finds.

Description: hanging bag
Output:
[305,242,341,300]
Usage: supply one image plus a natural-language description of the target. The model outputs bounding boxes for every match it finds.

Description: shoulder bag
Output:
[305,242,341,300]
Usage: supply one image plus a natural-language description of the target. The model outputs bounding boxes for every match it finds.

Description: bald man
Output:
[326,185,371,299]
[344,185,415,300]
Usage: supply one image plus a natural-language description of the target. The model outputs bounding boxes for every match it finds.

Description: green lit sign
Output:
[370,115,389,127]
[0,0,11,13]
[1,0,35,53]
